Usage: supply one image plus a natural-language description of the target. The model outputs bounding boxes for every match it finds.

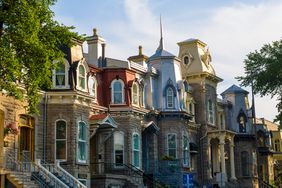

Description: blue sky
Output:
[52,0,282,122]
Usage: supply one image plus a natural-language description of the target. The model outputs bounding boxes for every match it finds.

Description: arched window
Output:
[167,87,174,108]
[111,79,124,104]
[88,76,98,100]
[275,139,280,152]
[238,110,247,133]
[183,135,189,166]
[77,121,87,163]
[114,131,124,167]
[207,100,215,124]
[52,59,70,89]
[78,65,86,90]
[184,56,190,65]
[132,83,139,106]
[167,133,177,159]
[55,120,67,161]
[55,63,66,87]
[132,133,140,168]
[241,151,250,176]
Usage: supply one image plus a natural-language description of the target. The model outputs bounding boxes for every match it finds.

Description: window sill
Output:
[76,160,87,165]
[110,103,127,106]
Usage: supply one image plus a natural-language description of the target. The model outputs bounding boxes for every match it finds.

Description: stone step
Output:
[8,171,40,188]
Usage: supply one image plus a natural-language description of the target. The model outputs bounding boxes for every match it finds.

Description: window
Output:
[167,134,177,159]
[241,151,250,176]
[55,120,67,161]
[88,76,97,100]
[238,110,247,133]
[111,79,124,104]
[207,100,214,124]
[55,63,66,87]
[183,135,189,166]
[132,133,140,168]
[78,65,86,90]
[114,131,124,167]
[140,86,144,107]
[219,113,224,129]
[184,56,190,65]
[132,83,139,105]
[167,87,174,108]
[77,122,87,163]
[275,139,280,152]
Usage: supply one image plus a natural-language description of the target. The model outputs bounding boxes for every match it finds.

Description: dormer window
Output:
[237,109,247,133]
[111,79,124,104]
[88,76,98,100]
[167,87,174,108]
[78,65,86,90]
[132,83,139,106]
[52,59,70,89]
[56,63,65,86]
[184,56,190,65]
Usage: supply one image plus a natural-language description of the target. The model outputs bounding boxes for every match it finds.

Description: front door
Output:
[18,115,34,162]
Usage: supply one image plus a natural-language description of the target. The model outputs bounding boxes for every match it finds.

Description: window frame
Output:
[167,133,177,159]
[111,79,125,104]
[52,59,70,89]
[166,87,174,109]
[88,76,98,101]
[183,134,189,166]
[132,133,140,168]
[78,64,86,91]
[207,100,215,125]
[77,121,87,164]
[114,131,125,168]
[132,82,139,106]
[55,119,67,162]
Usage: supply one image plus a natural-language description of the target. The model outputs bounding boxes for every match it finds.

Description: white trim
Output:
[77,121,88,164]
[55,119,67,162]
[132,132,140,168]
[131,82,139,106]
[167,133,177,159]
[110,79,125,104]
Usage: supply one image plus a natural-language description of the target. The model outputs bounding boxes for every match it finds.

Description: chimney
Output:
[86,28,105,67]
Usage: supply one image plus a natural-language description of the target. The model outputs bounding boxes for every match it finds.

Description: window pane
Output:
[168,134,176,148]
[115,150,123,165]
[79,65,85,76]
[78,141,86,161]
[56,141,66,160]
[114,82,122,91]
[79,77,85,89]
[79,122,86,140]
[56,121,66,139]
[133,151,139,167]
[114,93,122,103]
[56,63,65,74]
[56,75,65,86]
[133,134,139,150]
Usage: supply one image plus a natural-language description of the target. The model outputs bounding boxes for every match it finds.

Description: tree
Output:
[0,0,81,114]
[237,39,282,128]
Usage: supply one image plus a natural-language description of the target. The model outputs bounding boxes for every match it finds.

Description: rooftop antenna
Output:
[157,15,164,51]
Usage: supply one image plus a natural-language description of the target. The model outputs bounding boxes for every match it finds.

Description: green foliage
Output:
[237,39,282,128]
[0,0,82,114]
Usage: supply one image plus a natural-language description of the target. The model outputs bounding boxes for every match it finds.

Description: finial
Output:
[93,28,97,36]
[138,45,143,55]
[157,15,164,51]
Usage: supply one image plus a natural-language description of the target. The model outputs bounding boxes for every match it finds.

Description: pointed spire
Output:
[157,15,164,51]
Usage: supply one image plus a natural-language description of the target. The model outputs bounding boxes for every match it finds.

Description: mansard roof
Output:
[149,48,175,60]
[221,84,249,95]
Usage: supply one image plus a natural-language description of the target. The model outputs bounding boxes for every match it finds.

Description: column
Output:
[219,136,226,180]
[230,142,236,180]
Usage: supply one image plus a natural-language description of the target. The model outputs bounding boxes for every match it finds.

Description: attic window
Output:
[184,56,190,65]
